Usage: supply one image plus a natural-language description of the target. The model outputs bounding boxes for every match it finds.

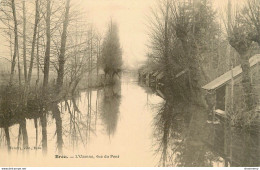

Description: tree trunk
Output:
[41,0,51,154]
[90,28,93,86]
[23,0,27,82]
[56,0,71,93]
[43,0,51,94]
[229,34,254,111]
[17,47,22,86]
[28,0,39,85]
[9,0,18,85]
[4,127,11,152]
[20,118,29,148]
[52,103,63,154]
[240,53,254,111]
[36,24,40,84]
[34,118,38,148]
[40,110,47,154]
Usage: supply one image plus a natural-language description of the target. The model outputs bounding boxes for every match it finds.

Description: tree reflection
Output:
[153,100,221,167]
[64,98,85,151]
[100,76,121,137]
[60,90,100,152]
[153,96,260,167]
[51,102,63,154]
[153,101,174,166]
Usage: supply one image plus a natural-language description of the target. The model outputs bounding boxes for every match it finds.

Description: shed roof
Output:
[202,54,260,90]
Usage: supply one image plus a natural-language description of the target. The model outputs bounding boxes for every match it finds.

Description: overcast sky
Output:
[0,0,244,69]
[72,0,157,69]
[74,0,244,69]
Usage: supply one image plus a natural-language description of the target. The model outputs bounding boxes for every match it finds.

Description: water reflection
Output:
[100,78,121,137]
[0,74,259,167]
[57,76,122,153]
[51,102,63,154]
[152,98,260,167]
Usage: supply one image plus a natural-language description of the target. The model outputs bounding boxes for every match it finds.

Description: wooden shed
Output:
[202,54,260,117]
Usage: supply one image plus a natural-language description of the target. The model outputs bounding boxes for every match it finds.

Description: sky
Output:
[72,0,243,69]
[0,0,244,70]
[72,0,157,69]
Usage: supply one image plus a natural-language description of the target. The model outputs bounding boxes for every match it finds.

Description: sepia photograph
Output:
[0,0,259,168]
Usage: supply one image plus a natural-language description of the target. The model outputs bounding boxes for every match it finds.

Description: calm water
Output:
[0,73,259,167]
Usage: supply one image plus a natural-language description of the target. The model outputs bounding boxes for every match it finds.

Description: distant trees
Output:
[101,21,122,83]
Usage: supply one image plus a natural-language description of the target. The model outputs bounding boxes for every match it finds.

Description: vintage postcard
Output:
[0,0,259,168]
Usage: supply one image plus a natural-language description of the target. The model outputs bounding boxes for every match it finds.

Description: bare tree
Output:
[9,0,18,85]
[22,0,27,82]
[27,0,40,85]
[41,0,51,155]
[56,0,71,93]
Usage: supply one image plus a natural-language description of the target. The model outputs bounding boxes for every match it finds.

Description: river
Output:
[0,73,259,167]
